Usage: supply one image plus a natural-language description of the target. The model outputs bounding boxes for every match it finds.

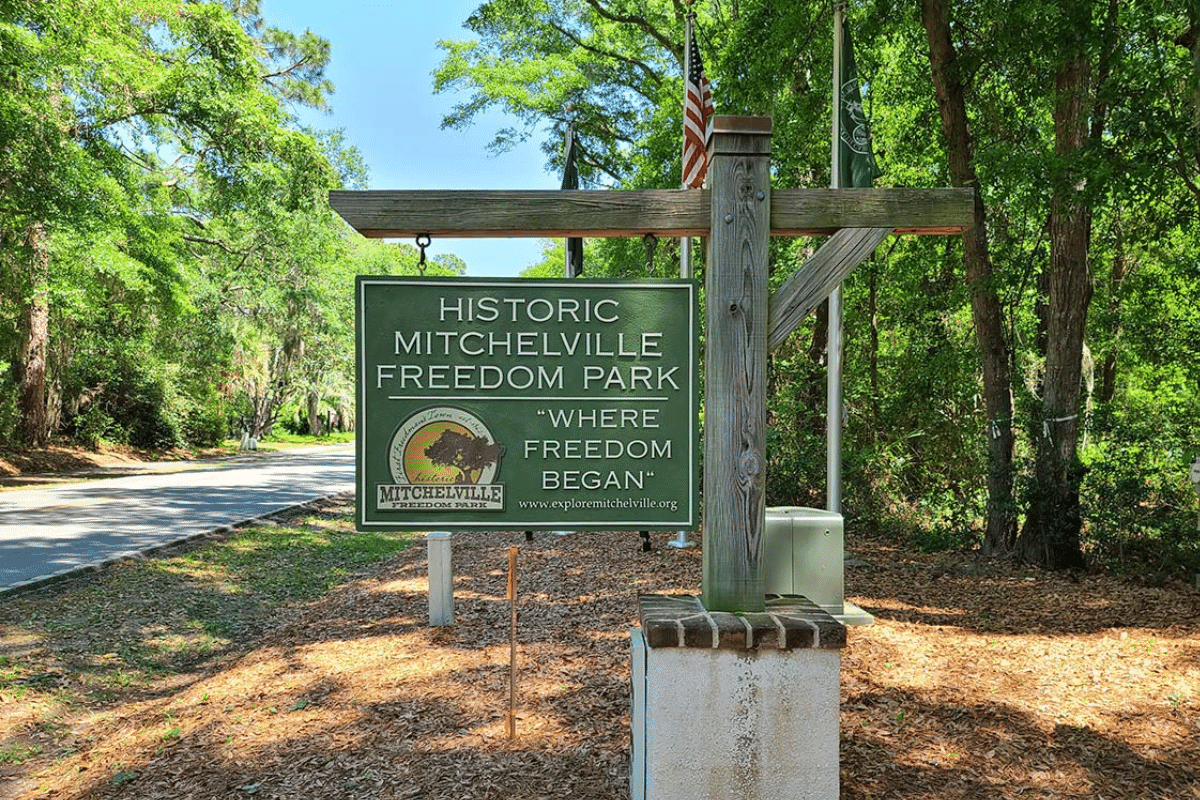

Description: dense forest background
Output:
[3,1,1198,578]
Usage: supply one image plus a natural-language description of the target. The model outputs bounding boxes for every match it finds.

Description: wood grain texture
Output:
[329,189,710,238]
[767,227,893,350]
[701,124,772,613]
[328,187,973,239]
[770,188,973,235]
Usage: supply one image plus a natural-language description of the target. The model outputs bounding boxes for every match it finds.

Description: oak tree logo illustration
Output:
[423,428,501,485]
[388,407,502,488]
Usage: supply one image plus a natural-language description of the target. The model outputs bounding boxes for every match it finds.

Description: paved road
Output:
[0,445,355,594]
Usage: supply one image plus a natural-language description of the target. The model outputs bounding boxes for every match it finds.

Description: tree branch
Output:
[584,0,680,61]
[182,233,234,252]
[261,56,310,82]
[546,21,663,86]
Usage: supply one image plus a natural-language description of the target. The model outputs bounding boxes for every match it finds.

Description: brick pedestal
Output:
[630,594,844,800]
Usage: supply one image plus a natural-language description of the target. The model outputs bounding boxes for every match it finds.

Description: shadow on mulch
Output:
[3,503,1199,800]
[841,530,1200,800]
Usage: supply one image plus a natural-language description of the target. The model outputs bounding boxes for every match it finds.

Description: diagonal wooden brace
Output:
[767,227,893,351]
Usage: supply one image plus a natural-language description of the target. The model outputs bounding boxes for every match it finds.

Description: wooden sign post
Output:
[700,118,771,611]
[330,116,972,612]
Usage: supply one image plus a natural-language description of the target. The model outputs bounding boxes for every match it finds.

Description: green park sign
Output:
[356,276,698,531]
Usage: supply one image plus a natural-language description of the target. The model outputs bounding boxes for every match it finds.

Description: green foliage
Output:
[521,242,569,278]
[1,0,1197,582]
[0,0,372,452]
[182,397,230,449]
[766,337,827,509]
[0,371,17,443]
[64,352,188,450]
[435,0,685,187]
[1080,369,1200,575]
[71,405,113,451]
[429,0,1200,574]
[1081,439,1200,576]
[0,1,485,453]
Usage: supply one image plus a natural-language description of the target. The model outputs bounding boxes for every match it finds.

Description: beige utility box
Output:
[764,506,872,625]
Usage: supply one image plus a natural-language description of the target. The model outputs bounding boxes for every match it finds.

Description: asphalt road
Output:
[0,445,355,594]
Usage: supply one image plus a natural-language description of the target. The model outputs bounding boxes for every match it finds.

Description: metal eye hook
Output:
[416,233,431,273]
[643,231,658,274]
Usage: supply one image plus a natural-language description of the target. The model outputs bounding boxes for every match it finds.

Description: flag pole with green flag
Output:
[562,119,583,278]
[836,11,883,189]
[828,2,882,514]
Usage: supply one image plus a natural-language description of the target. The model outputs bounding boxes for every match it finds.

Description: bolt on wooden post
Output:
[701,117,773,613]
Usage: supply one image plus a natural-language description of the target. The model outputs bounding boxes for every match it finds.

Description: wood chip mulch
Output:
[4,499,1200,800]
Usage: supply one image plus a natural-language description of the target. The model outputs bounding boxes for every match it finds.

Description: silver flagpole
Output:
[828,2,845,514]
[563,121,574,277]
[672,12,696,549]
[557,119,579,537]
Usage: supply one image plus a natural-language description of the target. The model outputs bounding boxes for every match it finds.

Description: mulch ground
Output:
[0,444,225,486]
[0,446,147,480]
[3,494,1200,799]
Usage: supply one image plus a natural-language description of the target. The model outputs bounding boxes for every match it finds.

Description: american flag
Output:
[682,15,714,189]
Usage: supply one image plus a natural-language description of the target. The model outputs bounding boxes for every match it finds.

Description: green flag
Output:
[562,122,583,276]
[838,22,882,188]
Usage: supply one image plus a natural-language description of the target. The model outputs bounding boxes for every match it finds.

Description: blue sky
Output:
[262,0,559,277]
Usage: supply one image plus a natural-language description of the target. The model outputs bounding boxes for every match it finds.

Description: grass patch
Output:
[0,501,413,770]
[0,743,42,765]
[165,517,407,609]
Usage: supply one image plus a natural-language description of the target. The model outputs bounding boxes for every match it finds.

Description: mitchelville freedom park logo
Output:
[378,406,504,511]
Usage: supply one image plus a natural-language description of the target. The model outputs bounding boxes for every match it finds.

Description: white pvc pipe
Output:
[427,532,454,626]
[670,236,696,549]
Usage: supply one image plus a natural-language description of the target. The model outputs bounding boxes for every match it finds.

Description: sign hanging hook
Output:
[643,232,658,274]
[416,233,431,274]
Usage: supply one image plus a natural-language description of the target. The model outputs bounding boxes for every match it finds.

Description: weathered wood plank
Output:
[767,227,893,350]
[328,187,973,238]
[701,120,772,614]
[328,189,710,238]
[771,188,973,235]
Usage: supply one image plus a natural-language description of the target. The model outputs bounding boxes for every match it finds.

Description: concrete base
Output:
[630,595,843,800]
[666,531,696,549]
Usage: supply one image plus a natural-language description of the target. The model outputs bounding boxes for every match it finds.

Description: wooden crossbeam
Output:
[328,187,973,239]
[770,189,970,236]
[331,189,707,238]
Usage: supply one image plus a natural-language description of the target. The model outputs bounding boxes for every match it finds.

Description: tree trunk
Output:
[1180,4,1200,135]
[307,391,325,436]
[17,223,52,448]
[1098,227,1128,404]
[921,0,1017,555]
[249,396,274,440]
[1015,47,1094,571]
